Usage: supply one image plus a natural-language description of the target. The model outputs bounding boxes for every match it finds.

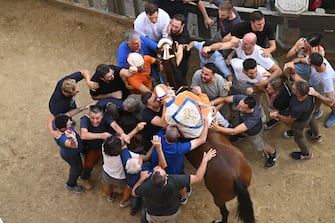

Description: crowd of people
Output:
[47,1,335,222]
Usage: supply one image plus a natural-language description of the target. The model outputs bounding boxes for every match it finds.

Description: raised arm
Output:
[151,135,167,169]
[190,148,216,184]
[190,117,208,150]
[80,69,99,91]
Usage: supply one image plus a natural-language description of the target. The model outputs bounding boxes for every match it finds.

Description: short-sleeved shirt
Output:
[149,129,191,174]
[218,8,242,38]
[142,107,163,151]
[170,26,192,76]
[289,94,314,123]
[120,148,149,188]
[90,64,128,99]
[54,124,83,158]
[127,55,156,94]
[190,69,228,101]
[96,97,123,110]
[234,40,275,70]
[102,152,125,180]
[49,71,83,116]
[232,21,275,48]
[230,58,267,94]
[308,56,335,95]
[80,114,113,150]
[117,36,157,69]
[233,95,262,136]
[134,8,170,42]
[135,174,190,216]
[272,83,292,112]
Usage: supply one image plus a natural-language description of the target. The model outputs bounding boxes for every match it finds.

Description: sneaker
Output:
[180,185,192,205]
[264,149,279,169]
[179,195,189,205]
[264,119,279,130]
[291,151,313,160]
[313,109,323,120]
[186,185,192,197]
[306,129,323,143]
[119,200,130,208]
[107,193,116,202]
[325,113,335,128]
[64,184,85,193]
[282,130,294,138]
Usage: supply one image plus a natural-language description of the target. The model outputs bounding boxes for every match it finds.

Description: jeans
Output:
[61,153,83,187]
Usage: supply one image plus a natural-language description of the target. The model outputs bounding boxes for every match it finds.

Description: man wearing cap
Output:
[121,52,158,94]
[153,84,213,139]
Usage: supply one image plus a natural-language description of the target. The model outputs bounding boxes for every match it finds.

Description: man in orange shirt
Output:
[123,52,158,94]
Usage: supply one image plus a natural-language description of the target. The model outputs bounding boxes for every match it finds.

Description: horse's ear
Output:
[157,38,173,48]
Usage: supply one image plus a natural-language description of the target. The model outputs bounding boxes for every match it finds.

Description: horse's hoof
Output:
[211,220,221,223]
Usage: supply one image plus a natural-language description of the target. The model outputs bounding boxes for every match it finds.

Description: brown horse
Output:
[157,40,255,223]
[186,129,254,223]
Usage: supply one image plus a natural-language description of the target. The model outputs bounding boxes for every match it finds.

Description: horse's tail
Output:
[233,178,255,223]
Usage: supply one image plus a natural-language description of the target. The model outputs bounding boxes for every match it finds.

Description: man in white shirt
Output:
[134,2,170,42]
[203,32,282,90]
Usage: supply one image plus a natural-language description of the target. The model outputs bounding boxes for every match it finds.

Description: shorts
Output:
[101,170,127,189]
[247,129,266,151]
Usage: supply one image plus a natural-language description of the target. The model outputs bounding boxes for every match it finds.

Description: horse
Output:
[157,39,255,223]
[186,129,254,223]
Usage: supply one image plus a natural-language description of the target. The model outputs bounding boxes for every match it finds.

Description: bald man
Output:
[203,32,282,90]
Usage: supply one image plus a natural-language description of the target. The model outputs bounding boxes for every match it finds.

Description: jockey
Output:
[153,84,229,138]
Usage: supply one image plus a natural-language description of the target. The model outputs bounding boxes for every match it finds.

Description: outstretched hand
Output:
[203,148,217,162]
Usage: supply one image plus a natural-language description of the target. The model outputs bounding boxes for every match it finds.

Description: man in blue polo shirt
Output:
[48,69,98,136]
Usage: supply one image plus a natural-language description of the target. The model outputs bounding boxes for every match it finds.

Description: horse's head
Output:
[157,38,175,61]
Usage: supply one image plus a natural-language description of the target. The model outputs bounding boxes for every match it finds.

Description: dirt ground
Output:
[1,0,335,222]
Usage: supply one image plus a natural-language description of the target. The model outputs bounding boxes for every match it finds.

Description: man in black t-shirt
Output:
[270,81,322,160]
[90,64,129,100]
[133,148,216,222]
[141,91,165,151]
[211,95,279,168]
[231,10,276,57]
[168,13,191,82]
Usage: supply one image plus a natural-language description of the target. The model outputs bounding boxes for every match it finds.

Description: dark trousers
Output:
[61,153,83,187]
[292,115,319,154]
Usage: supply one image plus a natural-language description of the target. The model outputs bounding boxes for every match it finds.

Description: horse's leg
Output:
[212,199,229,223]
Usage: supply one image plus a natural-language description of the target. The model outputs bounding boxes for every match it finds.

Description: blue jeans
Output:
[61,153,83,187]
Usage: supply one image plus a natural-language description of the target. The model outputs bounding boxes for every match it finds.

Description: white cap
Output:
[127,52,144,67]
